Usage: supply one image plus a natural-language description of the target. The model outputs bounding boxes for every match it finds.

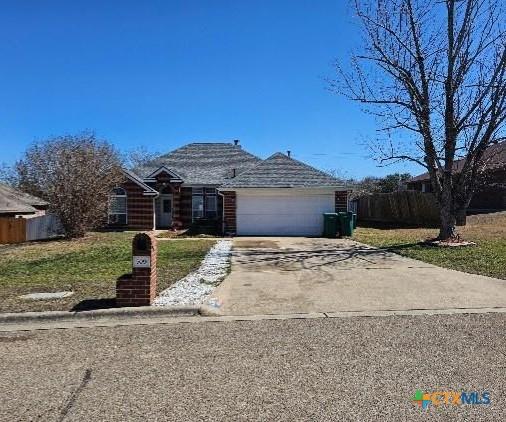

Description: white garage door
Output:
[236,191,335,236]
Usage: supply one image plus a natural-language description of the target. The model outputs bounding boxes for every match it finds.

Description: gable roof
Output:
[145,166,183,181]
[0,183,48,214]
[220,152,344,188]
[122,169,159,195]
[139,143,261,185]
[409,141,506,183]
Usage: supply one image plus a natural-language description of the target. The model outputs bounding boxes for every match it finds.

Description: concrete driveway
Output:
[210,237,506,315]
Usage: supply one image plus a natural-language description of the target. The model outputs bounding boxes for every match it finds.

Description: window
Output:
[192,195,204,219]
[192,187,217,220]
[205,195,217,218]
[163,199,172,213]
[109,187,127,225]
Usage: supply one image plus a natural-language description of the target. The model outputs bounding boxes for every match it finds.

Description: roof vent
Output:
[233,139,240,146]
[287,150,291,158]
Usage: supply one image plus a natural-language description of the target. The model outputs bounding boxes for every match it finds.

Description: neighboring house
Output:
[0,183,48,217]
[407,141,506,211]
[0,184,63,244]
[109,141,349,236]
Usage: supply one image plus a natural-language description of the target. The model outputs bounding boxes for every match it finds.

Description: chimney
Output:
[287,150,291,158]
[233,139,240,146]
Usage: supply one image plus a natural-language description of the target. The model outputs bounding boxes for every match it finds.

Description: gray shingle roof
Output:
[220,152,344,188]
[0,183,48,214]
[139,143,262,185]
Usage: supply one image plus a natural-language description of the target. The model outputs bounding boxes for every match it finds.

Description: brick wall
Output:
[222,191,236,235]
[108,179,154,230]
[116,233,157,307]
[335,191,349,212]
[180,187,192,227]
[125,180,154,230]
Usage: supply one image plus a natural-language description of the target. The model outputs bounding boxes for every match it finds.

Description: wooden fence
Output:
[0,214,63,244]
[357,191,440,226]
[26,214,63,241]
[0,218,26,244]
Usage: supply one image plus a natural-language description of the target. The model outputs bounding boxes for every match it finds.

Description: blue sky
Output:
[0,0,420,179]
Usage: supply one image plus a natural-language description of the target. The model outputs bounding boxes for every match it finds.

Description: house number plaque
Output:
[133,256,151,268]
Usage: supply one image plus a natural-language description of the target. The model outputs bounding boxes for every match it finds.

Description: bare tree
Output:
[332,0,506,239]
[124,146,161,175]
[15,132,123,238]
[0,163,17,186]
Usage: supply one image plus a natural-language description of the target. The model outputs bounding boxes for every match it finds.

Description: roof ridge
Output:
[230,151,338,182]
[221,151,344,188]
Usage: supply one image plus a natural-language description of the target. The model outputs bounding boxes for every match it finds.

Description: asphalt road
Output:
[0,313,505,421]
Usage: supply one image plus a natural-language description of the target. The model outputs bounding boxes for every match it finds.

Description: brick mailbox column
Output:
[116,232,157,307]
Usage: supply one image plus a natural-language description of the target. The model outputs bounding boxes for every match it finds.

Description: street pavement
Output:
[0,313,505,421]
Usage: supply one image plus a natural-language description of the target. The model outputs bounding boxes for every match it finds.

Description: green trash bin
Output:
[351,213,357,230]
[338,212,354,237]
[322,213,339,238]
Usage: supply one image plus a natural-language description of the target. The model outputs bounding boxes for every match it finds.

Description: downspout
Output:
[217,190,225,236]
[152,193,159,231]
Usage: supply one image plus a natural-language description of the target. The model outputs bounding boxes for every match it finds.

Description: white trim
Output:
[147,166,184,181]
[218,185,348,191]
[182,183,220,188]
[121,169,159,196]
[220,187,347,196]
[152,198,156,230]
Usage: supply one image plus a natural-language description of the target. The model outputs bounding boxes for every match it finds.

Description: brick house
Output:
[109,141,349,236]
[406,141,506,211]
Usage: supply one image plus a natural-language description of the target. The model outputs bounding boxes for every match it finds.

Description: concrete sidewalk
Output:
[210,237,506,315]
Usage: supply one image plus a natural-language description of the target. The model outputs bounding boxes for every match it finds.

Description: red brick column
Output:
[222,191,237,235]
[335,191,349,212]
[116,232,157,307]
[171,187,182,229]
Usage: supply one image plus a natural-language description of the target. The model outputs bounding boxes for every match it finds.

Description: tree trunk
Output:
[438,187,457,240]
[439,205,457,240]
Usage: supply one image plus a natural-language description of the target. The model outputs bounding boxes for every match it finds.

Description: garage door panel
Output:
[236,193,334,236]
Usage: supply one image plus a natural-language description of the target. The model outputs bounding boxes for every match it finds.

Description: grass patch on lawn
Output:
[354,212,506,280]
[0,232,215,313]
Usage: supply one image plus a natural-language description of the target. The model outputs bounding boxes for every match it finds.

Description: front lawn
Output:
[0,232,215,313]
[354,212,506,280]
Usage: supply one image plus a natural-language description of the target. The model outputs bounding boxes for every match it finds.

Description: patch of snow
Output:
[153,240,232,306]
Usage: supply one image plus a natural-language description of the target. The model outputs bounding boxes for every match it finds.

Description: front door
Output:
[158,194,173,228]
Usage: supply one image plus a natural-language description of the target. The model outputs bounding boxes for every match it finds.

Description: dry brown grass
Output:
[354,212,506,280]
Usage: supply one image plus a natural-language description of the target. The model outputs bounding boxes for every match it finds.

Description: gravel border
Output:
[153,240,232,307]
